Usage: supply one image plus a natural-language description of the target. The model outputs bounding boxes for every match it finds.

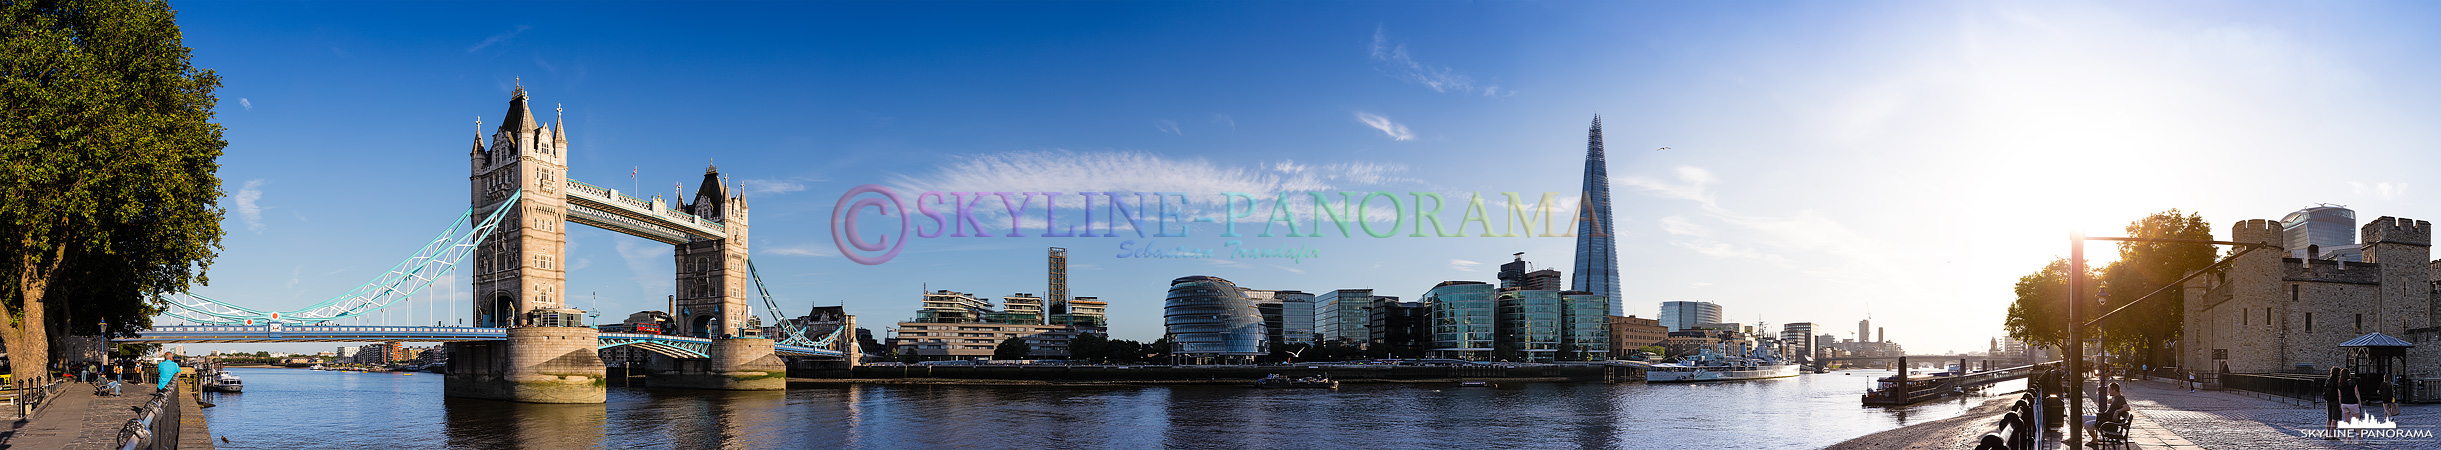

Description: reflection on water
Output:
[203,368,2017,449]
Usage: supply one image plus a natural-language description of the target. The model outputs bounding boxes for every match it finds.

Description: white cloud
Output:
[231,178,268,234]
[2351,181,2408,200]
[895,150,1343,199]
[1369,26,1497,96]
[285,266,301,289]
[468,25,531,53]
[1355,112,1415,141]
[1210,113,1236,131]
[1657,216,1712,237]
[1271,265,1307,274]
[239,98,251,111]
[765,245,834,257]
[614,239,674,294]
[1449,258,1482,272]
[741,178,808,195]
[1690,282,1714,288]
[1155,119,1182,136]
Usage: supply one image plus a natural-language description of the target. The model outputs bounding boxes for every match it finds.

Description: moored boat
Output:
[1252,374,1338,389]
[1645,342,1800,383]
[204,372,243,393]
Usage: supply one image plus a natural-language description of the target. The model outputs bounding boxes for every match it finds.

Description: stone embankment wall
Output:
[791,363,1621,382]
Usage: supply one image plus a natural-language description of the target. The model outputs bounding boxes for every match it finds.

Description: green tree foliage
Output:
[1,0,226,386]
[992,336,1030,360]
[2097,210,2214,367]
[2005,258,2099,352]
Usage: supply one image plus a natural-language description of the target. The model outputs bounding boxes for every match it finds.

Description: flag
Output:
[631,166,637,179]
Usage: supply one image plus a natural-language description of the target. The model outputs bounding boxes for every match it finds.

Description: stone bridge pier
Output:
[639,338,788,390]
[444,327,609,403]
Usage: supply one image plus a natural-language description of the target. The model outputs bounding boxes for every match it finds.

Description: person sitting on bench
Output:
[2085,383,2129,445]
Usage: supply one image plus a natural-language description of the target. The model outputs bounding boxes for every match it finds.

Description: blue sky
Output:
[177,1,2441,355]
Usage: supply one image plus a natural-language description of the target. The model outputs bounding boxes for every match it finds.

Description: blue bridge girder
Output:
[126,325,842,358]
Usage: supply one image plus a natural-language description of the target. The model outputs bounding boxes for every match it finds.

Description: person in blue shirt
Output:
[155,358,180,392]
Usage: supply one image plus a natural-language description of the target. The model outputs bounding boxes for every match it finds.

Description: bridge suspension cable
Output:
[747,259,842,348]
[161,190,525,325]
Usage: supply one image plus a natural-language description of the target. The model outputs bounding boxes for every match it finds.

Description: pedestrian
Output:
[155,358,180,392]
[2187,371,2197,392]
[2326,367,2344,439]
[2341,369,2365,424]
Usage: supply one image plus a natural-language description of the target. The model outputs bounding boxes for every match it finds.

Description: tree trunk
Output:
[9,245,59,389]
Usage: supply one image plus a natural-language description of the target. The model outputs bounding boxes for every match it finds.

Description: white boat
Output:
[1645,342,1801,383]
[310,364,325,371]
[204,372,243,393]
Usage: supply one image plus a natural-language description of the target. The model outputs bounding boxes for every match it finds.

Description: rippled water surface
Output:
[200,367,2021,449]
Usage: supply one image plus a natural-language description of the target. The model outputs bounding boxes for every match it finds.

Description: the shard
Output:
[1571,116,1622,316]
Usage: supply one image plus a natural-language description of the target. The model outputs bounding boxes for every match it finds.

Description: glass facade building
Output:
[1496,290,1563,361]
[2282,205,2359,261]
[1426,281,1497,360]
[1572,117,1623,317]
[1315,289,1374,343]
[1658,301,1722,332]
[1560,292,1611,361]
[1165,276,1267,363]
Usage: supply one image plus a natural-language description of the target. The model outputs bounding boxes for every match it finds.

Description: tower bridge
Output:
[143,86,855,403]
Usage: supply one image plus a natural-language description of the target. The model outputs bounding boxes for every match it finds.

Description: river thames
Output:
[198,367,2021,449]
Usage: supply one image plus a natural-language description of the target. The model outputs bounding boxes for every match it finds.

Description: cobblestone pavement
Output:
[2101,377,2441,450]
[0,381,179,450]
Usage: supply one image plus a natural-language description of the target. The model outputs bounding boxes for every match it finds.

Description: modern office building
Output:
[1657,301,1723,331]
[1425,281,1498,360]
[1573,116,1623,316]
[916,290,994,323]
[1245,289,1317,347]
[1366,298,1430,358]
[1857,318,1872,343]
[1315,289,1375,343]
[2282,205,2360,261]
[896,288,1103,361]
[1497,253,1566,292]
[892,322,1090,361]
[1559,291,1611,361]
[1050,297,1107,328]
[1165,275,1268,364]
[1782,322,1816,361]
[1495,290,1564,361]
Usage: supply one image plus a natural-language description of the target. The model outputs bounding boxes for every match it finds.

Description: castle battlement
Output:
[2232,218,2283,247]
[2362,216,2433,246]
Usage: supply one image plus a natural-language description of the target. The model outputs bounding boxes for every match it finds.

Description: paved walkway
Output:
[2065,377,2441,449]
[0,381,211,450]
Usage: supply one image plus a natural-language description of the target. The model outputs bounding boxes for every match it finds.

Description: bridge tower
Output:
[469,84,573,328]
[673,168,751,338]
[449,86,606,403]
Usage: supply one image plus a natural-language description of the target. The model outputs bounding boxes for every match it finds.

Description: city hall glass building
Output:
[1165,276,1268,364]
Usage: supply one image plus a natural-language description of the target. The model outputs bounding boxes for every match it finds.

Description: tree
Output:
[993,336,1030,360]
[1070,331,1108,363]
[2097,210,2214,368]
[2004,258,2099,353]
[1,0,227,387]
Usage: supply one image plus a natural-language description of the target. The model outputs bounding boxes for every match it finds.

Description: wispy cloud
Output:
[741,178,810,195]
[239,98,251,111]
[1355,112,1415,141]
[1369,26,1503,96]
[614,239,674,294]
[1449,258,1482,272]
[232,178,268,234]
[895,150,1343,198]
[285,266,301,289]
[1210,113,1236,131]
[2351,181,2409,200]
[1624,165,1899,285]
[1155,119,1183,136]
[765,245,834,257]
[468,25,531,53]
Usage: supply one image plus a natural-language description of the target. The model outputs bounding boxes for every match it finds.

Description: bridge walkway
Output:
[0,379,214,450]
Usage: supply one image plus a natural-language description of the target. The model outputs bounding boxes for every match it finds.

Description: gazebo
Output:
[2341,332,2414,402]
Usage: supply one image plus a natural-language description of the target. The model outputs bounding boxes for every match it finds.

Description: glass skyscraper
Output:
[2282,205,2359,261]
[1657,301,1722,332]
[1165,275,1267,363]
[1572,116,1622,316]
[1560,292,1611,361]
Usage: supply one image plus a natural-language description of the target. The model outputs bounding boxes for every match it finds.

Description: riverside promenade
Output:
[0,382,214,450]
[1833,376,2441,449]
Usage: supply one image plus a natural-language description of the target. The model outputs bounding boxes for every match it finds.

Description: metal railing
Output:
[2221,373,2325,402]
[6,379,66,419]
[115,381,181,450]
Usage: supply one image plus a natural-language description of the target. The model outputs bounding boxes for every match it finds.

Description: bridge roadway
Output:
[123,325,841,358]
